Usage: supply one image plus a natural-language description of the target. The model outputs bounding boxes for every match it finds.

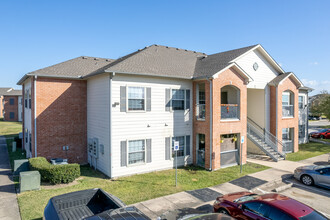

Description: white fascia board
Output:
[212,62,253,83]
[279,72,303,88]
[230,44,285,74]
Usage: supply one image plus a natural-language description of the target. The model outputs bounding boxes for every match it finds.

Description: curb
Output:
[251,174,293,191]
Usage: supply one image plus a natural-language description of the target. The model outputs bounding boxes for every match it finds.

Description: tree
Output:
[319,96,330,120]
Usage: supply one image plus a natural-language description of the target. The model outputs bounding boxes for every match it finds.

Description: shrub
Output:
[29,157,80,184]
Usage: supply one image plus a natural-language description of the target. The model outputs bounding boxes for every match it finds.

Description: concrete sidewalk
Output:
[134,154,329,219]
[0,136,21,220]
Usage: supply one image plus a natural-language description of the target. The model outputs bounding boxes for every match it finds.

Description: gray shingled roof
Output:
[3,89,22,96]
[194,45,258,78]
[18,44,269,84]
[94,45,205,79]
[268,72,290,85]
[0,87,12,96]
[29,56,114,77]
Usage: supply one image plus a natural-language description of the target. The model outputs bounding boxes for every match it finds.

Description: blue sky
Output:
[0,0,329,95]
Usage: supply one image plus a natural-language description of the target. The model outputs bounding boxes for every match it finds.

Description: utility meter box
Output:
[93,138,99,158]
[88,138,93,154]
[13,159,29,176]
[20,171,40,193]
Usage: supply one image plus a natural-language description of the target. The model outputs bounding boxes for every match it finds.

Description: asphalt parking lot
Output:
[282,177,330,218]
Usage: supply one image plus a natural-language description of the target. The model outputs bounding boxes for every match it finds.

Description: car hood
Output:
[296,165,316,171]
[222,191,254,202]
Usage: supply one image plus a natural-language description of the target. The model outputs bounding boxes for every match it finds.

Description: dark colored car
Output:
[160,207,236,220]
[213,192,327,220]
[310,129,330,139]
[44,188,150,220]
[294,165,330,189]
[179,213,236,220]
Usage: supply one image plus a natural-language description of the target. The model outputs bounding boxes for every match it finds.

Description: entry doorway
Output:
[220,134,239,167]
[196,134,205,167]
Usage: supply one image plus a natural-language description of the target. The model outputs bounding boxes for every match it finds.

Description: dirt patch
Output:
[41,177,84,189]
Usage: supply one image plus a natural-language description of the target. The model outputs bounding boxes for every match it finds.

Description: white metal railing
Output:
[282,105,294,117]
[196,104,206,120]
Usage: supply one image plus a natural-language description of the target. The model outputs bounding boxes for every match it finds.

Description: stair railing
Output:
[247,117,286,159]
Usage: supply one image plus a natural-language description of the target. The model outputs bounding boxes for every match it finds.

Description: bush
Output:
[29,157,80,184]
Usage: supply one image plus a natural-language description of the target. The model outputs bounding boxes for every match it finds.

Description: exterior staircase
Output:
[247,117,286,162]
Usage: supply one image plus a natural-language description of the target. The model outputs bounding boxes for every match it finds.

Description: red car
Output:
[310,129,330,139]
[213,192,327,220]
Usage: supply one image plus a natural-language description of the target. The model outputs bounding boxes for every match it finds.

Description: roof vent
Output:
[166,46,169,48]
[94,58,99,61]
[176,48,179,50]
[82,56,87,59]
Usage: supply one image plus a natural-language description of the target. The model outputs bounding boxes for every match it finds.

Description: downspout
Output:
[206,78,213,171]
[34,76,37,157]
[306,91,309,143]
[109,72,115,178]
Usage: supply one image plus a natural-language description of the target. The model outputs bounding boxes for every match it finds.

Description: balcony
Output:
[221,104,239,120]
[282,105,293,117]
[196,104,206,120]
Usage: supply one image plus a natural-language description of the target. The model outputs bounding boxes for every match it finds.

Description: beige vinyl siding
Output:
[111,74,193,178]
[236,49,280,89]
[87,73,111,176]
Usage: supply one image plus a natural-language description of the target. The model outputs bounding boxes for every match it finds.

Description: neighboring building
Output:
[298,87,313,144]
[0,87,13,118]
[2,88,22,122]
[18,44,310,178]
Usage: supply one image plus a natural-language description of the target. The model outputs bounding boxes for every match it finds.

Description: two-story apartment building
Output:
[18,44,311,178]
[2,88,22,122]
[0,87,13,118]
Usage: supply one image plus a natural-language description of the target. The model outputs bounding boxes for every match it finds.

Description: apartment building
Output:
[17,44,311,178]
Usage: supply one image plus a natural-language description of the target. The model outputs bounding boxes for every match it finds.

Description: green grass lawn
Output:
[286,142,330,161]
[0,121,24,168]
[0,120,22,136]
[18,162,268,220]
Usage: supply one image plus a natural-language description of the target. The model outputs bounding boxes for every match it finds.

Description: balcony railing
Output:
[196,104,206,120]
[282,105,294,117]
[221,104,239,119]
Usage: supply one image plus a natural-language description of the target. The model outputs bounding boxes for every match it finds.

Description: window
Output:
[28,89,31,109]
[9,98,14,105]
[24,90,28,108]
[282,94,289,106]
[172,89,185,110]
[172,136,185,157]
[299,125,305,138]
[9,112,15,119]
[243,202,270,217]
[282,128,290,140]
[128,87,145,111]
[299,96,304,109]
[268,208,295,220]
[221,92,228,104]
[128,140,145,165]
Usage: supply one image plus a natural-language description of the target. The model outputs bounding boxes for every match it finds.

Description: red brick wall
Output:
[276,76,300,152]
[3,96,19,121]
[34,77,87,164]
[193,67,247,170]
[193,80,211,168]
[212,68,247,170]
[0,96,4,118]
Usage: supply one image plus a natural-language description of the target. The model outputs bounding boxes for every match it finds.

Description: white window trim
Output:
[126,85,147,113]
[170,88,190,112]
[126,139,147,167]
[298,95,304,109]
[170,135,188,160]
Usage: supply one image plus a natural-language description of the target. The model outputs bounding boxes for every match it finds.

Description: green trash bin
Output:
[13,159,29,175]
[20,171,40,193]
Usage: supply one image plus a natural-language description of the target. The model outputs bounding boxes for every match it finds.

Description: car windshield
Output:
[233,194,258,203]
[299,211,327,220]
[319,129,328,132]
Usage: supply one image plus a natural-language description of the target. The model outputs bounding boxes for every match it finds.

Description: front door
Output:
[197,134,205,167]
[220,134,239,167]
